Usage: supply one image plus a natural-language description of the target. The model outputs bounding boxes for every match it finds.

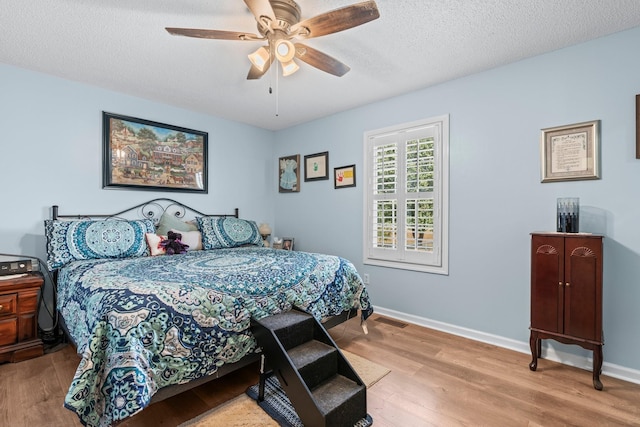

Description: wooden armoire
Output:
[529,232,604,390]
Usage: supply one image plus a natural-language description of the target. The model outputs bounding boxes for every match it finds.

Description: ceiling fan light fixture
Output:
[281,59,300,76]
[275,39,296,63]
[248,46,270,72]
[168,1,381,81]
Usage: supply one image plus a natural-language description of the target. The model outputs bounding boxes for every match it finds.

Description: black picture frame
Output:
[103,112,208,193]
[304,151,329,181]
[334,164,356,189]
[279,154,300,193]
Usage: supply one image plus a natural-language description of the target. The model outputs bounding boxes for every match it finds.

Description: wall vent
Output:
[375,317,408,328]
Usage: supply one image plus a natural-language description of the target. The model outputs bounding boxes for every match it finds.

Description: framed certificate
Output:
[540,120,600,183]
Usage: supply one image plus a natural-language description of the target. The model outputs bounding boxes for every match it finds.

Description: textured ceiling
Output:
[2,0,640,131]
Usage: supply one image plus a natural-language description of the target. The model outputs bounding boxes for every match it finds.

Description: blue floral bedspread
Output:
[57,247,372,427]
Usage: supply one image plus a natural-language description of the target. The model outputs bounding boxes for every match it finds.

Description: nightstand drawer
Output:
[0,318,18,346]
[0,293,17,317]
[18,290,39,313]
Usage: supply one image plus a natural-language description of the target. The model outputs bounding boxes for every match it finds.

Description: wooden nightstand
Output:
[0,273,44,363]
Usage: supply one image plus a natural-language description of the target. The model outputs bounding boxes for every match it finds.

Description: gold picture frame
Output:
[636,95,640,159]
[540,120,600,183]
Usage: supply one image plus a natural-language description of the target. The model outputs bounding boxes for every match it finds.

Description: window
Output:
[363,115,449,274]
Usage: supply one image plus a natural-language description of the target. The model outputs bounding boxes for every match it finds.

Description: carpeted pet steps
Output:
[251,309,370,427]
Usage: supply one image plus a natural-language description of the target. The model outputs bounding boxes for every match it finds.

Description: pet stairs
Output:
[251,308,367,427]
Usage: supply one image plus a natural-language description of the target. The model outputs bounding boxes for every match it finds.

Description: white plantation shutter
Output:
[363,115,449,274]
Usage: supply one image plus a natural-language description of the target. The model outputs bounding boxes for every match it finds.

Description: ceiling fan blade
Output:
[294,43,350,77]
[244,0,277,27]
[166,27,262,41]
[291,0,380,39]
[247,54,275,80]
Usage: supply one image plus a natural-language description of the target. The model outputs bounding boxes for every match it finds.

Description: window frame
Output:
[362,115,449,275]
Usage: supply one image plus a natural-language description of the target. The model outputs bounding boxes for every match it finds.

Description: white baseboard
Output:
[372,305,640,386]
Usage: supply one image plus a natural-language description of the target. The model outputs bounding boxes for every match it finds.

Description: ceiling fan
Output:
[166,0,380,79]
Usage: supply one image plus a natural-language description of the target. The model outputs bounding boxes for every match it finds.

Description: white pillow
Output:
[145,233,167,256]
[170,229,202,251]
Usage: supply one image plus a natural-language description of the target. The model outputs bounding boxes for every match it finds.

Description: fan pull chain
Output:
[266,42,278,117]
[275,64,279,117]
[269,42,274,96]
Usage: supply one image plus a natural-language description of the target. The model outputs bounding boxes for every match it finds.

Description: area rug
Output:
[179,350,390,427]
[245,376,374,427]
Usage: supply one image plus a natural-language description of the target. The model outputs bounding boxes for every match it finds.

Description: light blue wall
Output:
[0,63,276,270]
[274,26,640,373]
[2,25,640,376]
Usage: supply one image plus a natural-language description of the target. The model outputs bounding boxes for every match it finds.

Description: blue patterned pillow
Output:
[197,217,264,249]
[44,219,155,270]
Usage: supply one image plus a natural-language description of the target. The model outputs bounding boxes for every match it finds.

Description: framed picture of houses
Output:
[102,112,208,193]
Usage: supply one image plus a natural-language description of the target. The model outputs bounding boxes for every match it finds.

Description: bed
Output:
[45,199,372,427]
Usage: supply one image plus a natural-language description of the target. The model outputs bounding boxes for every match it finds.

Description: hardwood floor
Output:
[2,313,640,426]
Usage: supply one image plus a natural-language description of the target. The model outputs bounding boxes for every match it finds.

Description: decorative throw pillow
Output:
[170,229,202,251]
[45,219,155,270]
[155,211,199,235]
[145,233,167,256]
[196,217,264,250]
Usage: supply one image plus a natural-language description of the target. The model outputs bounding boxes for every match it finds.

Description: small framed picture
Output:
[279,154,300,193]
[304,151,329,181]
[334,164,356,189]
[282,238,295,251]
